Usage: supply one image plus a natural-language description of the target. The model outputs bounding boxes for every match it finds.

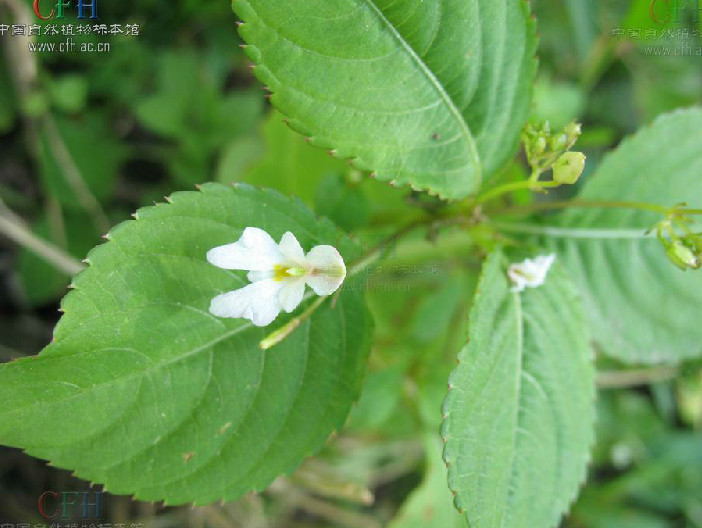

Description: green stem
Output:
[473,180,560,206]
[259,295,326,350]
[527,166,543,183]
[488,199,674,217]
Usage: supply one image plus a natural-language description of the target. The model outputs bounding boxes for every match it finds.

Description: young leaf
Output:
[233,0,537,199]
[546,108,702,364]
[442,251,594,528]
[0,183,372,506]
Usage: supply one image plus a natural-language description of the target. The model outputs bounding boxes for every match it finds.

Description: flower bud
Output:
[564,121,582,143]
[534,136,547,156]
[550,133,567,151]
[665,240,701,271]
[552,151,586,184]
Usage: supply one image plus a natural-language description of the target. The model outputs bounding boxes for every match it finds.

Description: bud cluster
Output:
[521,120,586,185]
[654,206,702,271]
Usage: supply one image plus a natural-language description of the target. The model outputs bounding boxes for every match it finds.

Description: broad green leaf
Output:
[0,183,372,505]
[389,435,466,528]
[544,108,702,364]
[442,251,594,528]
[233,0,537,199]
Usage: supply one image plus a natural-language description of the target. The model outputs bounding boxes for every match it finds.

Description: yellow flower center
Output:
[273,265,306,281]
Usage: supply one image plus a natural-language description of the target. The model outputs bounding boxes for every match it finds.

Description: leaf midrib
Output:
[360,0,481,176]
[501,291,523,528]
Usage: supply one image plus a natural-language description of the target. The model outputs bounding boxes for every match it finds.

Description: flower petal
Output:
[207,227,283,271]
[304,245,347,296]
[279,232,306,265]
[278,278,306,313]
[247,270,275,282]
[508,254,555,292]
[209,279,284,327]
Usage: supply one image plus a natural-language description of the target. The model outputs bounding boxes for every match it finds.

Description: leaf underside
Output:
[442,251,594,528]
[232,0,537,199]
[0,183,372,506]
[548,107,702,364]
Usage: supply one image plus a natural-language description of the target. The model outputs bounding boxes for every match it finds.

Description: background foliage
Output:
[1,0,701,526]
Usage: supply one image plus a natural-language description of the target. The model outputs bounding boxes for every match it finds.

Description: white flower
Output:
[207,227,346,327]
[507,254,556,293]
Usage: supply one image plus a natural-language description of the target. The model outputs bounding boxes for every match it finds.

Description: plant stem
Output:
[488,199,676,217]
[348,218,434,277]
[42,116,112,234]
[0,200,85,276]
[596,366,679,388]
[473,180,560,206]
[259,295,325,350]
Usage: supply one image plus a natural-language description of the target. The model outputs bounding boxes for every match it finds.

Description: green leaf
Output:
[389,435,466,528]
[545,108,702,364]
[233,0,537,199]
[441,250,594,528]
[0,183,372,505]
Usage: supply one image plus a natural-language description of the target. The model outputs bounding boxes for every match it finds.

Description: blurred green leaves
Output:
[37,115,123,211]
[0,59,16,134]
[134,51,263,186]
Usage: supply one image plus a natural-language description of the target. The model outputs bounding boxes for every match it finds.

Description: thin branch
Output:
[42,115,112,233]
[487,199,674,217]
[596,366,679,389]
[0,199,85,276]
[0,0,110,234]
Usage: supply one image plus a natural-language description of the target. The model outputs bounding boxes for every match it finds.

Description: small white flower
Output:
[507,254,556,293]
[207,227,346,327]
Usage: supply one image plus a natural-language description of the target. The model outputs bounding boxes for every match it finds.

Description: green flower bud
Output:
[534,136,547,156]
[552,151,586,184]
[665,240,700,271]
[564,121,582,143]
[550,133,567,151]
